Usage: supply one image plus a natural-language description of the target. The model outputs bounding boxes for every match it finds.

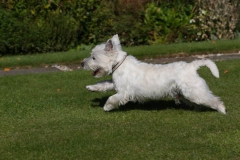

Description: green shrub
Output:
[0,8,79,55]
[0,0,85,55]
[0,9,28,55]
[110,0,151,46]
[234,3,240,36]
[144,1,196,44]
[79,0,151,46]
[1,0,240,55]
[77,0,116,45]
[194,0,239,40]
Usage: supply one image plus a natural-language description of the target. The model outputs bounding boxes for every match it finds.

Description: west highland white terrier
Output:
[81,34,226,114]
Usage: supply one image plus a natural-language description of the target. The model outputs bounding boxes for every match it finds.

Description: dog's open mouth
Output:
[92,68,100,76]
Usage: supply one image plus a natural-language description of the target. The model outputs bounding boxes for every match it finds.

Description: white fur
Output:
[82,35,226,114]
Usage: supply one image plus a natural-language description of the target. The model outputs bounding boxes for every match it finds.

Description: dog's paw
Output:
[217,104,226,115]
[103,104,114,111]
[86,85,98,92]
[174,99,181,105]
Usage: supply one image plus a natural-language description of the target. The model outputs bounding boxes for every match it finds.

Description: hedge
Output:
[0,0,239,55]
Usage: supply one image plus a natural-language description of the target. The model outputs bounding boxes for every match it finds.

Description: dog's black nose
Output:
[81,62,84,67]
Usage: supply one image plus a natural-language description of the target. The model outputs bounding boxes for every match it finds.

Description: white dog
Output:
[81,34,226,114]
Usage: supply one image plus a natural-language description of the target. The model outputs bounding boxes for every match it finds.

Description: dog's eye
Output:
[92,57,96,60]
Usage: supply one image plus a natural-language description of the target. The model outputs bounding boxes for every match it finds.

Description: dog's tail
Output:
[192,59,219,78]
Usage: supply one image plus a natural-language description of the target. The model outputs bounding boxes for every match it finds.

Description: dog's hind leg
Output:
[103,94,128,111]
[179,96,206,112]
[181,87,226,114]
[86,80,115,92]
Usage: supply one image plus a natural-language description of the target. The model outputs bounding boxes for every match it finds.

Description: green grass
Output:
[0,59,240,159]
[1,38,240,69]
[125,38,240,58]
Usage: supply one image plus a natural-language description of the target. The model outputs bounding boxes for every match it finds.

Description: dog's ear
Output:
[105,40,113,51]
[111,34,121,50]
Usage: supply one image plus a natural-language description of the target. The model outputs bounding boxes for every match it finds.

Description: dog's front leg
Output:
[104,94,127,111]
[86,80,115,92]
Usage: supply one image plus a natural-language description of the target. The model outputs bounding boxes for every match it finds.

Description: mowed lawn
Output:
[0,59,240,159]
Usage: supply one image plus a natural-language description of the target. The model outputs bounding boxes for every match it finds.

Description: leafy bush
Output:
[0,0,91,55]
[144,1,196,44]
[0,8,79,55]
[77,0,151,46]
[110,0,151,46]
[81,0,151,46]
[77,1,116,45]
[194,0,239,40]
[0,0,240,55]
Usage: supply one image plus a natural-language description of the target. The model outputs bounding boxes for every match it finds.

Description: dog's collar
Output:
[112,55,127,73]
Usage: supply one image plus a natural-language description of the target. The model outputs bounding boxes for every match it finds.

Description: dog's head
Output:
[81,34,127,78]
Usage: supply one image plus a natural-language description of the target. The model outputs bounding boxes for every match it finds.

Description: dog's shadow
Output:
[91,96,215,113]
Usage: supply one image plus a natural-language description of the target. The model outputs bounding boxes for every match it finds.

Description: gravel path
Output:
[0,52,240,77]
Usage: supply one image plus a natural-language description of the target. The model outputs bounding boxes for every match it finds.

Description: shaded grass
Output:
[0,59,240,159]
[1,38,240,69]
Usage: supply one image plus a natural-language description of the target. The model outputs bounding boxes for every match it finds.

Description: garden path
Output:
[0,52,239,77]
